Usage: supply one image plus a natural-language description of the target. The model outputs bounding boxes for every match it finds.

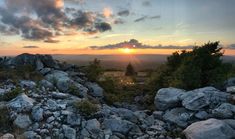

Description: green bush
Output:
[68,85,81,97]
[85,58,104,82]
[0,87,22,101]
[74,100,99,117]
[0,106,13,132]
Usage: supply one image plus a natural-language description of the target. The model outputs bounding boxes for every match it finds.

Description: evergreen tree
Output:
[125,63,136,76]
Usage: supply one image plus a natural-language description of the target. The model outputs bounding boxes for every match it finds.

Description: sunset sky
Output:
[0,0,235,56]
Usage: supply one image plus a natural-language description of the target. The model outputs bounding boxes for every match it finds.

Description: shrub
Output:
[125,63,137,76]
[68,85,81,97]
[85,58,104,82]
[0,106,13,132]
[0,87,22,101]
[74,100,99,117]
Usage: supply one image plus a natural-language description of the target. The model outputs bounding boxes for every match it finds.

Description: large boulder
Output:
[31,106,44,122]
[86,82,104,98]
[163,108,194,128]
[183,118,235,139]
[154,88,185,110]
[8,93,35,112]
[20,80,36,89]
[14,114,32,129]
[81,119,102,138]
[62,125,76,139]
[212,103,235,119]
[181,87,230,111]
[7,53,57,69]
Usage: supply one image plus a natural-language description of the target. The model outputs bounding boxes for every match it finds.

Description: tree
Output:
[125,63,136,76]
[149,42,232,90]
[86,58,103,82]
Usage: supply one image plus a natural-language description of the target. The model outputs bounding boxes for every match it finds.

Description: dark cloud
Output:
[117,10,130,16]
[95,22,112,32]
[134,16,147,22]
[150,15,161,19]
[44,39,60,43]
[114,19,125,24]
[142,1,151,7]
[0,0,112,41]
[23,46,39,48]
[228,44,235,49]
[89,39,193,50]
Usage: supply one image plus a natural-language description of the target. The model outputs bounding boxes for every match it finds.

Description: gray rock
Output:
[67,113,81,126]
[154,88,185,110]
[163,108,193,127]
[86,82,104,98]
[51,92,68,99]
[14,114,32,129]
[46,116,55,123]
[112,108,138,123]
[46,99,58,111]
[184,118,235,139]
[8,93,35,112]
[103,118,140,135]
[212,103,235,118]
[1,133,14,139]
[181,87,230,111]
[39,80,54,90]
[195,111,209,120]
[23,131,41,139]
[32,106,44,121]
[226,86,235,94]
[62,125,76,139]
[39,68,52,75]
[81,119,102,138]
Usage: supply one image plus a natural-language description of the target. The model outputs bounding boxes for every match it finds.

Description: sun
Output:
[121,48,133,54]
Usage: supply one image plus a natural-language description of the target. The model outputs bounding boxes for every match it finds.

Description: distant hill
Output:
[53,54,235,71]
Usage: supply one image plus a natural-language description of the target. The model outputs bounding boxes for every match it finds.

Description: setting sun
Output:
[121,48,133,54]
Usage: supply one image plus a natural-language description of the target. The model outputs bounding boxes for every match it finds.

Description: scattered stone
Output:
[195,111,209,120]
[154,88,185,110]
[8,93,35,112]
[226,86,235,93]
[86,82,104,98]
[62,125,76,139]
[212,103,235,118]
[51,92,68,99]
[1,133,14,139]
[14,114,32,129]
[184,118,235,139]
[20,80,36,89]
[32,106,44,122]
[67,113,81,126]
[23,131,41,139]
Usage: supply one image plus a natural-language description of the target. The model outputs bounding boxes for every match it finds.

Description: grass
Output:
[0,87,22,101]
[74,100,99,117]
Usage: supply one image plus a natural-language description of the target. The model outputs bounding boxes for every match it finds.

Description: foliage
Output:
[74,100,99,117]
[0,87,22,101]
[85,58,104,82]
[68,85,81,97]
[125,63,136,76]
[148,42,233,91]
[0,106,13,132]
[0,65,43,82]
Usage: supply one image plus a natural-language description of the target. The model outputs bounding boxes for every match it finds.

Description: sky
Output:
[0,0,235,56]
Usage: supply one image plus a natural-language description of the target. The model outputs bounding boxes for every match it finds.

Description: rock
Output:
[103,118,140,135]
[14,114,32,129]
[212,103,235,118]
[32,106,44,121]
[81,119,102,138]
[39,68,52,75]
[39,80,54,90]
[154,88,185,110]
[8,93,35,112]
[225,77,235,87]
[195,111,209,120]
[46,99,58,111]
[112,108,138,123]
[62,125,76,139]
[23,131,41,139]
[226,86,235,94]
[163,108,193,127]
[181,87,229,111]
[86,82,104,98]
[20,80,36,89]
[73,83,88,97]
[1,133,14,139]
[51,92,68,99]
[67,113,81,126]
[183,118,235,139]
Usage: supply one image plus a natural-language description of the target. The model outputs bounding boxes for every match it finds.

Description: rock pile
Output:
[0,54,235,139]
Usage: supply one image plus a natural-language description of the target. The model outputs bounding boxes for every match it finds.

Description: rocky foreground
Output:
[0,53,235,139]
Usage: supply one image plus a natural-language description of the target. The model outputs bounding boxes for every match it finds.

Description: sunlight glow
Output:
[121,48,133,54]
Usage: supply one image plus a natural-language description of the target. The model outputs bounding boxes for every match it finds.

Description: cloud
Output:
[23,46,39,48]
[117,10,130,16]
[44,38,60,43]
[134,15,161,22]
[142,1,151,7]
[0,0,113,41]
[103,7,113,18]
[227,44,235,49]
[89,39,194,50]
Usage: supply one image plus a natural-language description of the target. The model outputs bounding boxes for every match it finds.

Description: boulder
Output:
[20,80,36,89]
[226,86,235,94]
[14,114,32,129]
[81,119,102,138]
[86,82,104,98]
[181,87,230,111]
[8,93,35,112]
[51,92,68,99]
[67,113,81,126]
[39,80,54,90]
[103,118,141,135]
[163,108,193,127]
[62,125,76,139]
[23,131,41,139]
[32,106,44,122]
[111,108,138,123]
[1,133,14,139]
[183,118,235,139]
[212,103,235,119]
[195,111,209,120]
[46,99,58,111]
[225,77,235,87]
[154,88,185,110]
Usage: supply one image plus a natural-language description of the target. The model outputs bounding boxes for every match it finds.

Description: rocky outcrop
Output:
[184,119,235,139]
